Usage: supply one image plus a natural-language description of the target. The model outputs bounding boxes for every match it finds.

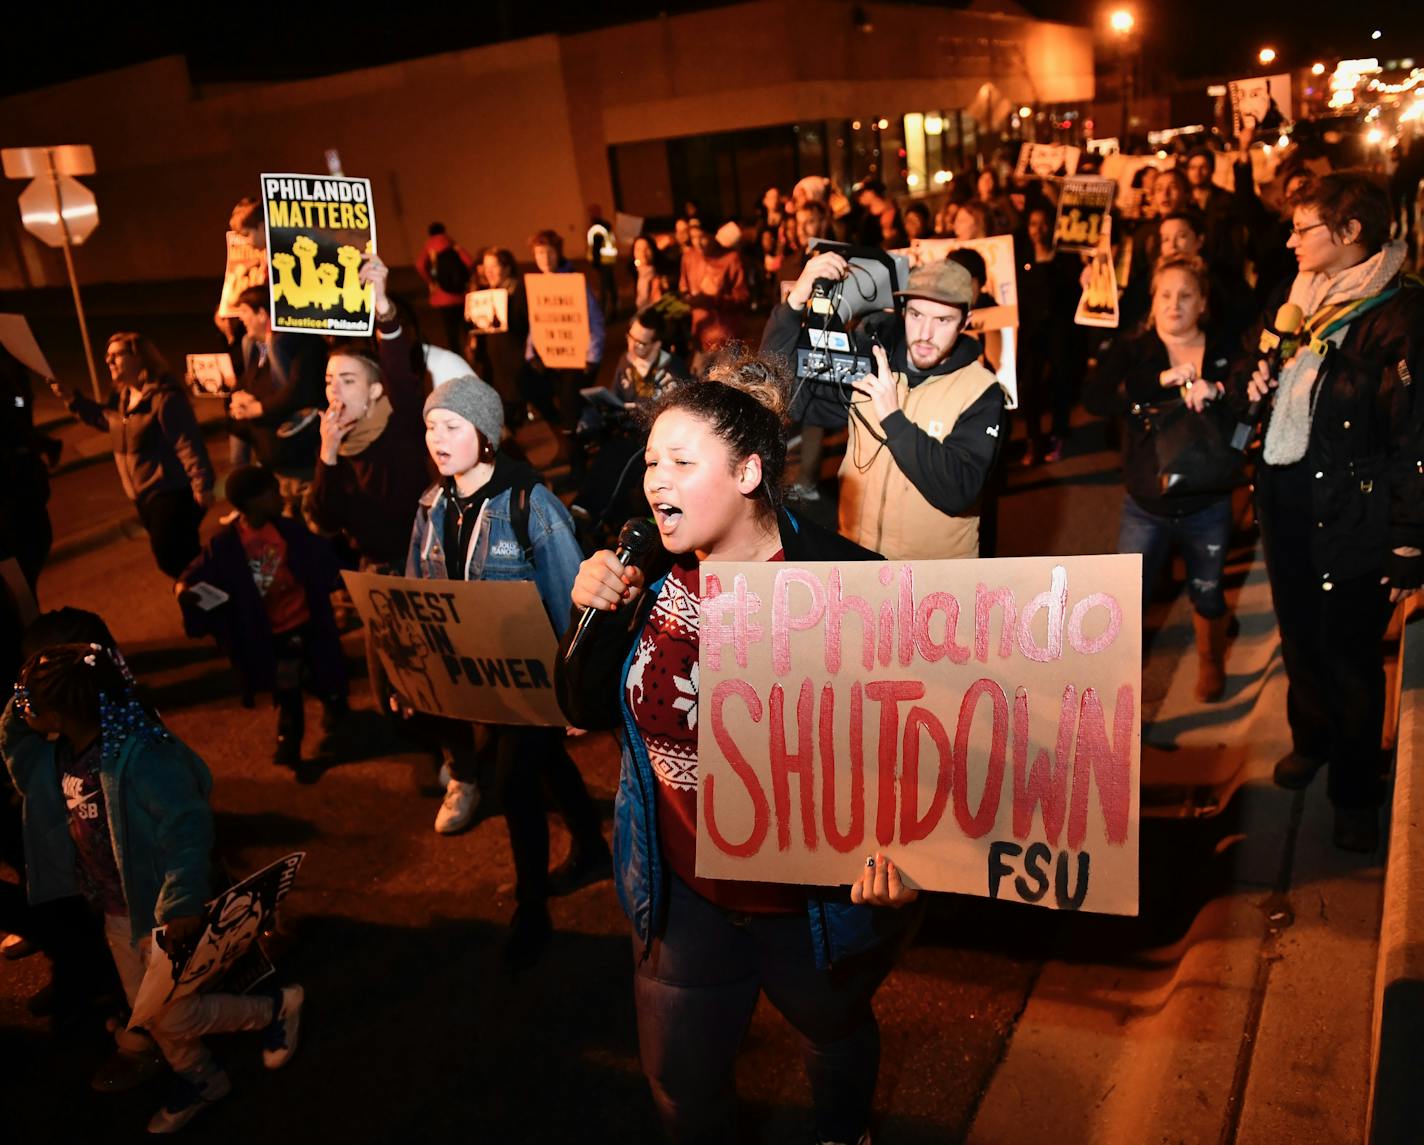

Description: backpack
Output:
[431,244,468,294]
[507,473,599,562]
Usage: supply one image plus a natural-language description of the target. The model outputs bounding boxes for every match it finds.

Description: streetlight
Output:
[1312,62,1326,76]
[1109,8,1136,142]
[1259,47,1277,66]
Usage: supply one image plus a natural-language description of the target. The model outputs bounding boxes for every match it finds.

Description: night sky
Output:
[5,2,1418,99]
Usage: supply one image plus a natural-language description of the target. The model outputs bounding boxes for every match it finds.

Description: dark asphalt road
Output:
[0,285,1232,1143]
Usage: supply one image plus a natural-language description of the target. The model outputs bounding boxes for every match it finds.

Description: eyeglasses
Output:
[626,332,657,351]
[1290,222,1328,239]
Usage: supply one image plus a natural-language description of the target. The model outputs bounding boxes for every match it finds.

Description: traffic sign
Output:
[17,172,98,248]
[1,144,95,179]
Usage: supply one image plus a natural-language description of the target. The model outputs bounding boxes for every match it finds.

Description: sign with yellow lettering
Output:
[1053,177,1116,255]
[525,272,591,370]
[261,174,377,337]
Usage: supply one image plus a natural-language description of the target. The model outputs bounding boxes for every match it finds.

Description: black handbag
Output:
[1129,395,1244,499]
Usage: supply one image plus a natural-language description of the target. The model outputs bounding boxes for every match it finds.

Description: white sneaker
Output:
[261,984,304,1069]
[147,1070,231,1134]
[435,780,479,834]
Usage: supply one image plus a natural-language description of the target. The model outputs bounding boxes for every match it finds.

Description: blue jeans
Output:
[1118,495,1232,618]
[633,875,897,1145]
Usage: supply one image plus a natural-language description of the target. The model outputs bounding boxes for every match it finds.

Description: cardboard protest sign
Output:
[465,287,509,333]
[1075,217,1120,329]
[1054,177,1116,254]
[525,273,591,370]
[896,236,1020,406]
[0,314,53,378]
[186,353,236,397]
[1098,154,1160,220]
[129,852,302,1029]
[614,211,645,250]
[1015,143,1082,178]
[694,556,1142,915]
[217,230,267,320]
[342,570,566,727]
[261,174,377,337]
[1228,74,1292,134]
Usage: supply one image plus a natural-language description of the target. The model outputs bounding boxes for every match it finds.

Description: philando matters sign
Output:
[695,555,1142,915]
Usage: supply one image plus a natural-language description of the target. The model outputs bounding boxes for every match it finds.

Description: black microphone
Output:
[1231,302,1304,451]
[563,517,659,662]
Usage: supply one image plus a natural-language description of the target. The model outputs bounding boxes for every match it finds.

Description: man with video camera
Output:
[761,249,1006,559]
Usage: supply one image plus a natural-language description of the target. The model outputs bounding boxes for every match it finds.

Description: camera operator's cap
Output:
[893,260,975,308]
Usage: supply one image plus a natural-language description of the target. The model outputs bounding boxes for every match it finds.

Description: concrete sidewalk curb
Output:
[1369,603,1424,1144]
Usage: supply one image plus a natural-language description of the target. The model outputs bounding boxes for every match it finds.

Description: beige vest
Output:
[837,358,1002,559]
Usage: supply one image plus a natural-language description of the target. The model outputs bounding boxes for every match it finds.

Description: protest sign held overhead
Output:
[1054,177,1116,254]
[1075,217,1120,329]
[217,230,267,319]
[261,173,377,336]
[1228,74,1292,134]
[129,852,303,1029]
[1014,142,1082,178]
[694,555,1142,915]
[465,287,509,333]
[526,272,591,370]
[186,353,237,397]
[0,313,53,378]
[342,570,566,727]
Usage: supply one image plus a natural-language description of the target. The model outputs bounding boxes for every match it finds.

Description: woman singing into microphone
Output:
[1246,171,1424,852]
[556,347,922,1145]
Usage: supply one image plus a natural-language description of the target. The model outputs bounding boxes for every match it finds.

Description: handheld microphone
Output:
[1230,302,1304,451]
[563,517,659,662]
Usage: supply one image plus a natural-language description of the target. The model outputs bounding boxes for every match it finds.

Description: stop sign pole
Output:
[3,145,102,399]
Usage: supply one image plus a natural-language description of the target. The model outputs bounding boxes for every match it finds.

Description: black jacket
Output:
[556,509,878,732]
[1240,275,1424,580]
[1086,328,1243,517]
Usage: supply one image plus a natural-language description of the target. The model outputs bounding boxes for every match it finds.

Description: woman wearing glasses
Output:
[1246,170,1424,852]
[50,334,214,581]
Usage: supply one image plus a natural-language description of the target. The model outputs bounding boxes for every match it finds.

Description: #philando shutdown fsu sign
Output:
[695,556,1142,915]
[261,173,377,336]
[342,570,566,727]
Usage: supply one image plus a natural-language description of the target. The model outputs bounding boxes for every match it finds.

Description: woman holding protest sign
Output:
[50,333,215,581]
[3,643,303,1134]
[557,347,922,1145]
[1085,255,1244,703]
[406,374,607,969]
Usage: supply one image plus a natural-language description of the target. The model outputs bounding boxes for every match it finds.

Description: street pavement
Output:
[0,283,1386,1142]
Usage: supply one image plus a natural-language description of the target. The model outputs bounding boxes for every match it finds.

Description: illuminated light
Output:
[1367,127,1385,144]
[1312,62,1326,75]
[1206,84,1227,96]
[924,114,943,135]
[1372,29,1382,40]
[907,172,922,187]
[1018,105,1033,118]
[877,118,890,130]
[1276,134,1290,148]
[852,120,862,130]
[1258,47,1277,66]
[1109,8,1134,34]
[933,170,953,185]
[1156,150,1168,159]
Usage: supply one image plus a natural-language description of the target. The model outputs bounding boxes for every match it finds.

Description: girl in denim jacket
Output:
[406,376,608,969]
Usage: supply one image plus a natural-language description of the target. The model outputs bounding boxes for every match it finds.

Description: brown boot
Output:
[1192,612,1229,702]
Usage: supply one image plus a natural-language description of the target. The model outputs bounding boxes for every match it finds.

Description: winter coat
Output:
[555,508,918,969]
[178,516,348,698]
[2,699,214,943]
[68,377,214,505]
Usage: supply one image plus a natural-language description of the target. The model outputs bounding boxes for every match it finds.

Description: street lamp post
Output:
[1110,9,1136,143]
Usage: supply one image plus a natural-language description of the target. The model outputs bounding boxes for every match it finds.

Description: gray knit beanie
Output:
[423,374,504,447]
